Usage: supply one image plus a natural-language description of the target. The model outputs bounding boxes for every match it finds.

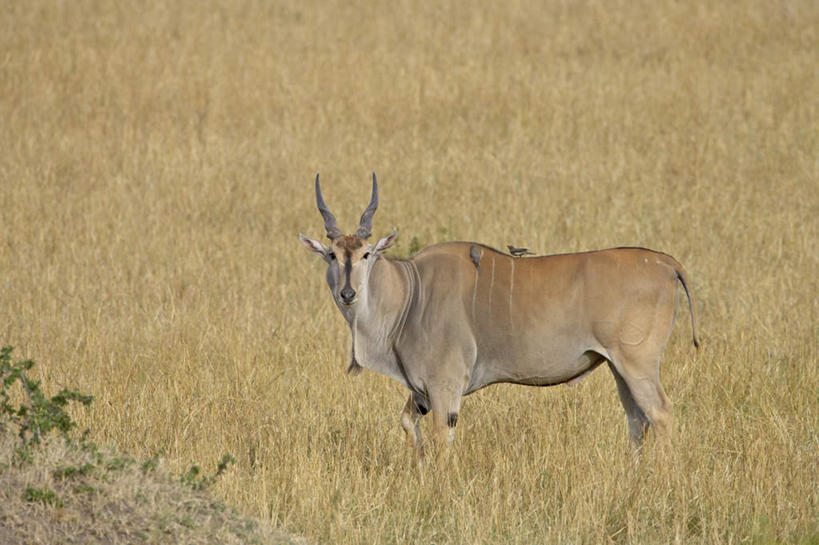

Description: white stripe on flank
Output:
[471,248,483,323]
[488,258,495,316]
[509,258,515,321]
[472,269,479,323]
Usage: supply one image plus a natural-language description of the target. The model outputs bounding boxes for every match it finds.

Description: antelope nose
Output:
[340,287,356,304]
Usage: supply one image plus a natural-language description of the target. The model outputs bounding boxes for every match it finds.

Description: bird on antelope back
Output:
[507,245,535,257]
[299,173,699,460]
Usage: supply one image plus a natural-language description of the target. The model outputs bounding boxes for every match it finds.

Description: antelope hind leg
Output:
[400,393,428,459]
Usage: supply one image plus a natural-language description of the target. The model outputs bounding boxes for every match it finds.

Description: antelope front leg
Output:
[428,383,463,460]
[400,393,428,459]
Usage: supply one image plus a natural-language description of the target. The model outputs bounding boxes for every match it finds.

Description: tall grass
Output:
[1,1,816,543]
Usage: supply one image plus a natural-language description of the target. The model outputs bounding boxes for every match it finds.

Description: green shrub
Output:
[23,486,64,508]
[0,346,93,446]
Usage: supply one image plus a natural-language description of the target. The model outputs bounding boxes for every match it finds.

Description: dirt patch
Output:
[0,432,307,545]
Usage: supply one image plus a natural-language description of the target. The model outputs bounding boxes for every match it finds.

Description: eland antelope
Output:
[299,174,699,455]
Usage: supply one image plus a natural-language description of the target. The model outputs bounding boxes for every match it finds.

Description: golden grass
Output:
[1,0,817,543]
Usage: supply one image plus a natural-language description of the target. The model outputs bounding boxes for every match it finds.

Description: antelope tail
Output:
[674,266,700,350]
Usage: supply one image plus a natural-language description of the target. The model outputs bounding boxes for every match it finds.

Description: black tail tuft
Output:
[675,269,700,351]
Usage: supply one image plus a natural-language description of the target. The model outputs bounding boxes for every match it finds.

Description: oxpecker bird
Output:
[507,245,535,257]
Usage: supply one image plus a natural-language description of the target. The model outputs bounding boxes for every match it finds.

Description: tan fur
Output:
[334,235,364,252]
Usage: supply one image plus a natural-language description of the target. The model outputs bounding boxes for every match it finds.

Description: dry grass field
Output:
[1,0,817,543]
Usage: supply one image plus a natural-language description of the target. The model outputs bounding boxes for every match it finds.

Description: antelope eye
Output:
[328,251,336,260]
[362,252,370,259]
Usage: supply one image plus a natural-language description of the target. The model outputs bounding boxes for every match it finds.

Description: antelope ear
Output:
[373,229,397,255]
[299,233,330,258]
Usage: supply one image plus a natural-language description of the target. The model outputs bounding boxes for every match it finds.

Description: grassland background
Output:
[1,1,817,543]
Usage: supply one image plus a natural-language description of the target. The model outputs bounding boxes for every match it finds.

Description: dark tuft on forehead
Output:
[336,235,364,251]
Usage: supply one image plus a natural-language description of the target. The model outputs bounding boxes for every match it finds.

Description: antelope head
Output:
[299,173,397,317]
